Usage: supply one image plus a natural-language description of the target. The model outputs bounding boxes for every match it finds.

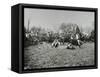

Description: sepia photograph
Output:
[24,8,95,70]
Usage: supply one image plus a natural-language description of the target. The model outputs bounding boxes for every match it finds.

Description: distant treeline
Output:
[24,23,94,47]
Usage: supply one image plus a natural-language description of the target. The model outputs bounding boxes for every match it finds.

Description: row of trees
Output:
[24,23,95,46]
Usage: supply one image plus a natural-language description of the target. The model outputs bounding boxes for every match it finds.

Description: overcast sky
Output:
[24,8,94,33]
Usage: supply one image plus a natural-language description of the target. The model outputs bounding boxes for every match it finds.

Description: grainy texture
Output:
[24,42,94,70]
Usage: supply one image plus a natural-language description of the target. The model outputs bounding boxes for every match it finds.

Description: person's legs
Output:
[77,40,81,48]
[51,42,54,47]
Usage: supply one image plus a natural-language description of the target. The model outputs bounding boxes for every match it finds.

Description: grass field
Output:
[24,42,94,70]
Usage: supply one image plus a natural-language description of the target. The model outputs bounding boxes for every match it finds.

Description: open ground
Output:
[24,42,94,70]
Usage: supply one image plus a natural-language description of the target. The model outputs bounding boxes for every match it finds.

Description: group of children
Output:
[52,33,82,49]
